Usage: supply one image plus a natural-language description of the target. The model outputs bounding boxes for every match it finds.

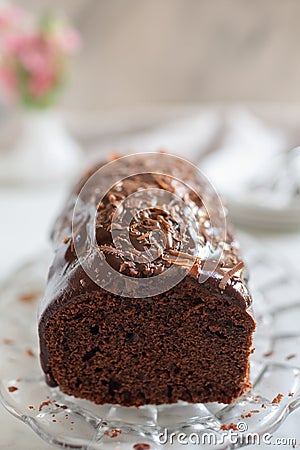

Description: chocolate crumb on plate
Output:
[54,403,68,409]
[104,429,122,438]
[19,291,40,303]
[3,338,14,345]
[286,353,297,360]
[38,400,52,411]
[263,351,273,357]
[7,386,18,393]
[25,348,35,357]
[220,422,239,431]
[133,444,151,450]
[272,393,284,404]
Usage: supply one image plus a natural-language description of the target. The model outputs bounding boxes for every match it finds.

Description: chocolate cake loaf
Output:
[38,153,255,406]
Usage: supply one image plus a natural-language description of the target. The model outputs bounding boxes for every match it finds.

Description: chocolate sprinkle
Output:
[219,261,245,290]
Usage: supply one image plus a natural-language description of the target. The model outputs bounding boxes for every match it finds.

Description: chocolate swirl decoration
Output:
[70,153,227,298]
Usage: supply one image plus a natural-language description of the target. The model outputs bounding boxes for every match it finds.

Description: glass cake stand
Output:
[0,235,300,450]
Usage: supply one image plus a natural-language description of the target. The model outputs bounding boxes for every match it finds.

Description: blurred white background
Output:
[3,0,300,155]
[13,0,300,110]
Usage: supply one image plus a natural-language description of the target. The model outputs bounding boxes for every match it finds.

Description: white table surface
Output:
[0,185,299,449]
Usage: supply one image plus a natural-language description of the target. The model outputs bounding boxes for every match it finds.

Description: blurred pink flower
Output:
[0,4,80,106]
[0,65,17,100]
[1,33,31,54]
[0,4,24,31]
[29,69,56,97]
[18,35,52,73]
[52,28,81,52]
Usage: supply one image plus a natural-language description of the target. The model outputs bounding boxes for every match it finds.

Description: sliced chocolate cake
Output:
[38,153,255,406]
